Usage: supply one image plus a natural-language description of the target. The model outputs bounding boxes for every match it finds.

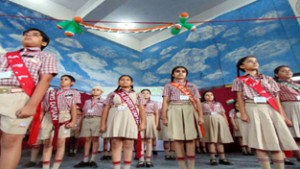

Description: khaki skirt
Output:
[158,119,172,141]
[245,103,298,151]
[203,113,233,143]
[103,107,138,139]
[282,102,300,138]
[167,103,198,140]
[142,114,157,139]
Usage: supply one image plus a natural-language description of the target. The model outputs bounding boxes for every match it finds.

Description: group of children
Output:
[0,28,300,169]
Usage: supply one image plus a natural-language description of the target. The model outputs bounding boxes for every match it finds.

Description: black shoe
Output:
[285,159,295,165]
[37,161,43,168]
[219,159,232,165]
[242,151,248,155]
[100,155,108,160]
[23,161,37,168]
[73,161,89,168]
[170,156,176,160]
[134,156,139,160]
[165,156,171,160]
[89,161,98,168]
[196,148,201,154]
[210,159,218,166]
[145,161,154,168]
[136,161,145,168]
[152,150,158,155]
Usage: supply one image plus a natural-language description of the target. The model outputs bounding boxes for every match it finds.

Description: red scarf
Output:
[115,90,142,158]
[6,51,42,145]
[239,75,280,112]
[170,82,206,137]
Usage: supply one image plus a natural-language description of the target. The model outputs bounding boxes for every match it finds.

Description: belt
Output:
[281,100,300,103]
[85,115,101,118]
[169,101,192,105]
[203,112,220,115]
[245,100,268,104]
[146,113,154,116]
[0,86,24,94]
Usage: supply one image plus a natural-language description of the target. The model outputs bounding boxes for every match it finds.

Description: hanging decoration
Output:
[171,12,196,35]
[57,16,84,37]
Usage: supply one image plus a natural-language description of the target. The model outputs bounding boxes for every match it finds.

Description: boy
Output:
[41,75,81,169]
[74,85,105,168]
[0,28,57,169]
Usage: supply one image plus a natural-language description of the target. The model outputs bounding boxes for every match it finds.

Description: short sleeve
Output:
[232,78,243,92]
[104,92,115,105]
[229,109,236,118]
[40,52,58,75]
[162,84,171,97]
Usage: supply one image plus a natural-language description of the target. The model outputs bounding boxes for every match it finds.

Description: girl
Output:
[136,89,159,168]
[232,56,298,169]
[100,75,146,169]
[274,65,300,162]
[201,91,233,165]
[162,66,204,169]
[229,101,252,155]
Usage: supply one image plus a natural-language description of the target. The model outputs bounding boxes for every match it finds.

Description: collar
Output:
[278,78,293,83]
[173,79,188,85]
[21,47,41,52]
[120,88,134,93]
[244,72,263,79]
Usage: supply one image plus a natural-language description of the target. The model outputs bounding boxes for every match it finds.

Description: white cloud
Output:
[132,58,158,70]
[160,46,177,56]
[130,54,139,58]
[203,70,229,80]
[149,46,160,52]
[0,21,4,28]
[255,10,285,23]
[93,46,118,58]
[224,47,251,62]
[142,72,159,85]
[260,60,289,73]
[9,34,22,41]
[58,46,70,51]
[0,45,7,54]
[159,78,170,84]
[68,52,107,70]
[55,38,83,48]
[157,45,218,74]
[247,23,280,36]
[222,27,240,38]
[114,67,137,75]
[113,59,129,66]
[249,40,290,58]
[216,43,226,51]
[8,20,25,30]
[186,25,226,42]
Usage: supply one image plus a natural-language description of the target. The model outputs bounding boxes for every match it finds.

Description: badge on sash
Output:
[118,105,128,111]
[180,95,189,100]
[211,112,218,116]
[297,96,300,101]
[254,97,267,103]
[0,71,13,79]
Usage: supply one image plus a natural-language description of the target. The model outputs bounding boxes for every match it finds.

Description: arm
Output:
[100,104,111,133]
[195,99,204,125]
[230,116,238,130]
[138,104,146,131]
[154,110,159,128]
[17,74,54,118]
[237,91,249,122]
[162,96,170,126]
[66,104,77,128]
[276,96,293,127]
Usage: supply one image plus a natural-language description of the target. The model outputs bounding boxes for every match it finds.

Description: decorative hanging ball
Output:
[57,16,84,37]
[171,12,196,35]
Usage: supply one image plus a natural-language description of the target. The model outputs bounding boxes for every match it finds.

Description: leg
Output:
[272,151,285,169]
[208,143,217,165]
[74,137,91,167]
[152,138,158,155]
[293,140,300,161]
[217,143,231,165]
[23,144,41,167]
[145,138,154,167]
[186,140,196,169]
[0,133,24,169]
[137,139,145,165]
[52,138,66,169]
[42,138,53,169]
[89,137,99,168]
[123,139,134,169]
[163,141,170,159]
[170,141,176,159]
[174,141,187,169]
[256,149,271,169]
[111,138,123,169]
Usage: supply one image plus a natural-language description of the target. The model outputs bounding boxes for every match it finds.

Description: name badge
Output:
[211,112,218,116]
[87,109,94,113]
[118,105,128,111]
[254,97,267,103]
[297,96,300,100]
[180,95,189,100]
[0,71,13,79]
[19,122,29,127]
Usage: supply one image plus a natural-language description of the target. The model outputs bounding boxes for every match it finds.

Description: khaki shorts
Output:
[0,92,33,134]
[39,112,71,140]
[80,116,101,137]
[70,126,80,138]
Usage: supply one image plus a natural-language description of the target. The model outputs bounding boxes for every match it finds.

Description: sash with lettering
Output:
[115,90,143,158]
[6,51,42,145]
[238,75,280,112]
[170,82,206,137]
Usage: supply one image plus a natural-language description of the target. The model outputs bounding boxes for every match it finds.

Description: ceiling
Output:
[9,0,257,51]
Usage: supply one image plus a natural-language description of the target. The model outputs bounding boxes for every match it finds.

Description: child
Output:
[162,66,204,169]
[274,65,300,162]
[229,101,252,155]
[74,85,105,168]
[157,103,176,160]
[68,105,83,157]
[0,28,57,169]
[232,56,298,169]
[201,91,233,165]
[41,75,81,169]
[100,75,146,169]
[136,89,159,168]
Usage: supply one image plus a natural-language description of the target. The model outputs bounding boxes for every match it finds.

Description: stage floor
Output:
[17,150,300,169]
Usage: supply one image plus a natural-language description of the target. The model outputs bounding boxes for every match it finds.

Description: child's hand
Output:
[234,125,239,131]
[157,124,161,131]
[16,105,37,118]
[163,118,168,126]
[100,124,107,133]
[66,121,75,128]
[240,113,250,123]
[139,122,146,131]
[285,118,293,127]
[198,117,204,125]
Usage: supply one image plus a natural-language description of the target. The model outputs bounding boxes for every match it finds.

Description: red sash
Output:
[115,90,142,158]
[170,82,206,137]
[238,76,280,112]
[6,51,42,145]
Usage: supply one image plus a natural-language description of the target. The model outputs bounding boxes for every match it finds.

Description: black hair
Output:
[23,28,50,50]
[114,75,134,92]
[201,91,216,102]
[61,74,76,83]
[273,65,290,82]
[232,100,239,112]
[236,55,257,77]
[141,89,151,94]
[171,66,189,82]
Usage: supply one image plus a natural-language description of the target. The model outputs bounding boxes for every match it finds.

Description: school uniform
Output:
[142,100,159,139]
[162,80,199,141]
[0,47,57,134]
[232,74,298,151]
[158,106,172,141]
[202,101,233,144]
[103,90,143,139]
[80,98,105,137]
[229,109,249,146]
[70,113,83,138]
[277,79,300,138]
[40,88,81,140]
